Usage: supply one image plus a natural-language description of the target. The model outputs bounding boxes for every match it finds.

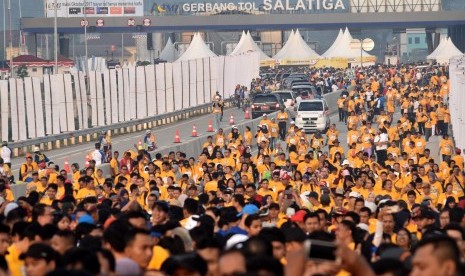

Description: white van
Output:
[295,99,330,132]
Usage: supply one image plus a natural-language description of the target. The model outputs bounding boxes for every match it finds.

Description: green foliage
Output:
[16,65,29,78]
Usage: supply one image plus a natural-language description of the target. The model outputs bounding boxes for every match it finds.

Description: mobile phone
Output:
[305,239,336,261]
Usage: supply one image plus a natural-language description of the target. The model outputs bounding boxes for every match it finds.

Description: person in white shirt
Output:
[92,143,104,166]
[0,142,11,168]
[374,128,389,167]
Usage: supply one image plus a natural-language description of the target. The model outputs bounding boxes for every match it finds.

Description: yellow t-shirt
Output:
[6,244,24,276]
[148,246,170,270]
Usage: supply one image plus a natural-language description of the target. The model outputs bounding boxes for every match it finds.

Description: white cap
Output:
[285,207,296,218]
[365,201,377,213]
[4,202,18,216]
[357,223,369,232]
[342,159,350,166]
[349,191,361,198]
[33,146,40,152]
[290,121,295,124]
[225,234,249,250]
[232,125,238,129]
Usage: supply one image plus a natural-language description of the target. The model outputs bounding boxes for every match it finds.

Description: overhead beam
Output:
[22,11,465,33]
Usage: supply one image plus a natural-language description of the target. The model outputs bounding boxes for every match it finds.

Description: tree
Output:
[16,65,29,78]
[136,61,151,67]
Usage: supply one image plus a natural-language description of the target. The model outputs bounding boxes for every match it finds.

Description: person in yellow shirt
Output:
[329,140,345,160]
[268,118,279,150]
[381,179,400,199]
[75,177,97,202]
[257,179,277,201]
[310,131,324,152]
[346,111,358,130]
[109,151,120,177]
[40,184,58,206]
[347,127,360,146]
[20,154,38,182]
[439,134,454,162]
[276,108,289,140]
[214,129,227,150]
[326,123,339,149]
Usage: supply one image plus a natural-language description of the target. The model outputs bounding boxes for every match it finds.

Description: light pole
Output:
[8,0,13,77]
[53,0,58,74]
[2,0,6,60]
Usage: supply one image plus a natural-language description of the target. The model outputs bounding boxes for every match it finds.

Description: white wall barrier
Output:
[449,56,465,151]
[0,52,260,144]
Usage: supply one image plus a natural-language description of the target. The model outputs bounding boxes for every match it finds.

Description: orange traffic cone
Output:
[174,129,181,143]
[229,113,235,125]
[191,125,198,137]
[85,155,90,168]
[207,120,214,132]
[64,159,70,174]
[245,108,251,119]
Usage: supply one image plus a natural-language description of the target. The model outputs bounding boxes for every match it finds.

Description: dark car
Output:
[250,93,284,119]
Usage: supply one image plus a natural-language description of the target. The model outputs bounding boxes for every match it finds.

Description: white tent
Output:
[231,31,248,55]
[176,33,217,62]
[427,37,463,65]
[323,27,375,61]
[322,29,344,57]
[272,29,320,64]
[159,37,177,62]
[273,30,295,60]
[231,31,271,61]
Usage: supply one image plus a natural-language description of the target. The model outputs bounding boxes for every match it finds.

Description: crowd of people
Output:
[0,64,463,276]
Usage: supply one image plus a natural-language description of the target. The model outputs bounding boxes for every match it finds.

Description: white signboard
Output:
[45,0,144,18]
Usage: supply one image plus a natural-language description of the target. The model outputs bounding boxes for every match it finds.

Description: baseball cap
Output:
[20,243,57,262]
[342,159,350,166]
[78,214,95,225]
[4,202,18,217]
[349,191,361,199]
[291,210,307,223]
[237,204,259,217]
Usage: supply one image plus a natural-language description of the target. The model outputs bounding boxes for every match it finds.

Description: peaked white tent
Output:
[323,27,375,66]
[273,30,295,60]
[272,29,320,65]
[231,31,271,61]
[322,29,344,57]
[231,31,248,55]
[159,37,177,62]
[176,33,217,62]
[427,37,463,65]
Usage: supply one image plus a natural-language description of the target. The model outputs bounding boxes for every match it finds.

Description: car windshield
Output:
[298,102,324,111]
[254,95,278,103]
[276,93,292,100]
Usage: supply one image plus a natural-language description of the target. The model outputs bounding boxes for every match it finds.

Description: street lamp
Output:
[350,37,374,68]
[53,0,58,74]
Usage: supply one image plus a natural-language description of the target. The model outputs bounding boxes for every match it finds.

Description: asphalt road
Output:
[10,104,441,176]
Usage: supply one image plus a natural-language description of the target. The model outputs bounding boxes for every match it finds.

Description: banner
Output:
[46,0,144,18]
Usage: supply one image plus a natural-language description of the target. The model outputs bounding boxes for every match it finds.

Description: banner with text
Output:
[46,0,144,18]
